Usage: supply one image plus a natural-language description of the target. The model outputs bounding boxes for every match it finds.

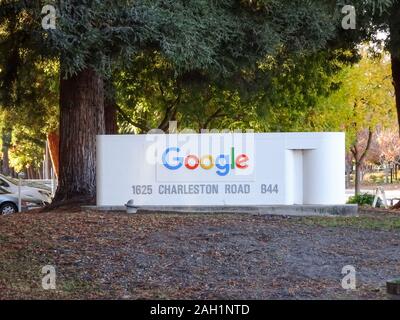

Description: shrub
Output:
[347,193,378,206]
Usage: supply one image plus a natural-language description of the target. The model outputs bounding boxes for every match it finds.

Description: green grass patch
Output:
[298,215,400,231]
[0,234,9,243]
[60,278,98,294]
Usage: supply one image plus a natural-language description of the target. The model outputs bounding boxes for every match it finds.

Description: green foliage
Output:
[255,49,354,132]
[115,47,356,133]
[347,193,376,206]
[114,52,269,133]
[0,0,353,78]
[312,52,396,149]
[0,53,59,172]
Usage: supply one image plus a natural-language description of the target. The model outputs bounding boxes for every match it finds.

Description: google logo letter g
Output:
[161,147,249,177]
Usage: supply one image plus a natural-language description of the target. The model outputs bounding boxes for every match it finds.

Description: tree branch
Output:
[358,129,373,164]
[115,104,150,133]
[203,107,225,129]
[158,91,181,131]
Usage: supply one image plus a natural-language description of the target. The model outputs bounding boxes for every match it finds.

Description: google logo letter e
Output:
[161,147,249,177]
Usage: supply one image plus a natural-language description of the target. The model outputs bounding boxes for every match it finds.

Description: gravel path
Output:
[0,211,399,299]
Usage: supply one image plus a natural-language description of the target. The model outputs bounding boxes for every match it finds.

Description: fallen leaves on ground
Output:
[0,210,399,300]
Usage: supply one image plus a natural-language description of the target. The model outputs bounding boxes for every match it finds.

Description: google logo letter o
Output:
[185,155,199,170]
[161,147,249,177]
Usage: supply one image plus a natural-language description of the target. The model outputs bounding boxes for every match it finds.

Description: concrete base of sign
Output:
[82,204,358,217]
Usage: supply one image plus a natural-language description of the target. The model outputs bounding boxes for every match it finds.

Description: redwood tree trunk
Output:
[104,102,117,134]
[54,68,105,204]
[104,80,118,134]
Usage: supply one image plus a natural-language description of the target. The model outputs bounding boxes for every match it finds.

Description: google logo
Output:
[161,147,249,177]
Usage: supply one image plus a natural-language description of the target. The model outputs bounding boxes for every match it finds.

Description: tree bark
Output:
[354,162,361,195]
[389,2,400,133]
[1,142,10,176]
[392,55,400,133]
[104,99,118,134]
[158,104,178,132]
[53,68,105,204]
[1,126,12,176]
[104,80,118,134]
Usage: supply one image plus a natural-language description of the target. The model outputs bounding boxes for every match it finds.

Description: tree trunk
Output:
[39,163,43,179]
[345,159,352,189]
[104,80,118,134]
[355,162,361,195]
[26,166,32,180]
[392,55,400,133]
[43,141,51,179]
[351,129,373,196]
[390,2,400,133]
[47,131,59,178]
[1,127,11,176]
[53,68,105,204]
[104,100,118,134]
[1,144,10,176]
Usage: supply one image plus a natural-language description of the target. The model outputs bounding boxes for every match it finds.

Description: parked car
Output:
[0,187,27,215]
[0,174,52,205]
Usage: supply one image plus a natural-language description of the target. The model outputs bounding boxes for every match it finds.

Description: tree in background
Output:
[1,59,58,174]
[315,52,397,194]
[345,0,400,132]
[0,12,59,178]
[115,52,269,133]
[0,110,12,176]
[375,127,400,185]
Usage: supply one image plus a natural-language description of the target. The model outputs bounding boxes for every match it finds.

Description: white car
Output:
[0,187,28,215]
[0,175,52,205]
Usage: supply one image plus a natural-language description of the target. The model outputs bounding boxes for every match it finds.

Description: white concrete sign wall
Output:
[96,133,345,206]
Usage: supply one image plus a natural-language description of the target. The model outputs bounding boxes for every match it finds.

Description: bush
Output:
[347,193,378,206]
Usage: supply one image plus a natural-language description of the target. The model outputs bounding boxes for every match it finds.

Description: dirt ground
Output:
[0,209,399,299]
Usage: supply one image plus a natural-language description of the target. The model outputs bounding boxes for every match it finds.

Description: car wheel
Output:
[0,203,18,215]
